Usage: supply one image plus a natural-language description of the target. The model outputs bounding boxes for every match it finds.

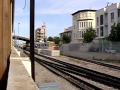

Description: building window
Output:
[79,22,81,28]
[79,22,81,29]
[97,17,99,26]
[86,22,88,27]
[100,26,103,36]
[84,22,85,27]
[82,22,83,27]
[79,31,81,38]
[97,28,99,37]
[118,9,120,17]
[111,12,114,22]
[82,31,84,38]
[91,22,92,27]
[85,22,87,27]
[90,22,92,27]
[89,22,91,27]
[83,22,84,27]
[100,15,103,25]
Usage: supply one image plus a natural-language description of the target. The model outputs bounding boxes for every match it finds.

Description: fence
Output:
[60,40,120,53]
[89,40,120,53]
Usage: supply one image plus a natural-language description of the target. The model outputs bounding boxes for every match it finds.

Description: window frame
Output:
[100,15,103,25]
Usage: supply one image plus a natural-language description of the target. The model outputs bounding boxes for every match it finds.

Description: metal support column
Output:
[30,0,35,81]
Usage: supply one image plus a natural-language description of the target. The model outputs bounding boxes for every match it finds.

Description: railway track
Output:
[36,53,120,89]
[23,50,120,89]
[36,59,101,90]
[64,55,120,71]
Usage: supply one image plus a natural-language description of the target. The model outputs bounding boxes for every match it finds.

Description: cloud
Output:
[35,0,107,15]
[35,8,74,15]
[14,0,120,37]
[15,0,120,16]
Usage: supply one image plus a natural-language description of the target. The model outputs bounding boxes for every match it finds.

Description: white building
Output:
[35,24,47,42]
[71,9,96,43]
[96,3,120,38]
[60,26,73,39]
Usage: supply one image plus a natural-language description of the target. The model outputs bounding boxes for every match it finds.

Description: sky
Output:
[14,0,120,38]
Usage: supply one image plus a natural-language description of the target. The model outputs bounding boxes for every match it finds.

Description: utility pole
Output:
[18,22,20,47]
[30,0,35,81]
[18,22,20,35]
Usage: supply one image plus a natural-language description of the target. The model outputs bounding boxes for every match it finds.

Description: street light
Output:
[18,22,20,35]
[18,22,20,47]
[14,29,17,46]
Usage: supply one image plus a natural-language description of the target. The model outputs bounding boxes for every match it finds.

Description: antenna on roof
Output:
[107,2,109,6]
[43,22,46,27]
[106,2,111,7]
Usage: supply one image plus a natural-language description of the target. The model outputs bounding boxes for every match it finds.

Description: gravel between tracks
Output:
[35,61,80,90]
[53,56,120,78]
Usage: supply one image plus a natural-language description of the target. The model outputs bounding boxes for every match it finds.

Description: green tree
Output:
[83,28,96,43]
[108,23,120,41]
[53,36,60,45]
[61,35,71,44]
[47,36,54,41]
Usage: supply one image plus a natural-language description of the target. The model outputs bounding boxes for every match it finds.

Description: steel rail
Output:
[23,50,120,89]
[37,54,120,89]
[64,55,120,70]
[35,58,102,90]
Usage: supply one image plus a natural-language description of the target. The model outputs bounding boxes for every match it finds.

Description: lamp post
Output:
[18,22,20,34]
[30,0,35,81]
[14,29,17,46]
[18,22,20,47]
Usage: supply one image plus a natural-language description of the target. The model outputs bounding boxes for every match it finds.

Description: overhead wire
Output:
[23,0,26,10]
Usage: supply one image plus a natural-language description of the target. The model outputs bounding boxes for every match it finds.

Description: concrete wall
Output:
[60,43,91,52]
[35,49,60,56]
[0,0,12,80]
[61,50,120,60]
[60,43,120,60]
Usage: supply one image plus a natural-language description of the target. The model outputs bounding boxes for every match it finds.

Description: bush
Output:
[108,23,120,41]
[61,35,71,44]
[83,28,96,43]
